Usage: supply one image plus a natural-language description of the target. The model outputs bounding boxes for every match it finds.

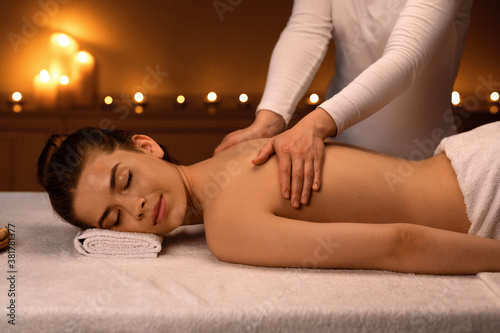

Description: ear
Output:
[131,134,164,159]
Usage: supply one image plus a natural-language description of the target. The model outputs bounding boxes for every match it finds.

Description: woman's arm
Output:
[207,214,500,274]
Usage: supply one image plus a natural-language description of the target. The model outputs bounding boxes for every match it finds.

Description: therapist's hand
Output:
[252,108,337,208]
[214,110,286,155]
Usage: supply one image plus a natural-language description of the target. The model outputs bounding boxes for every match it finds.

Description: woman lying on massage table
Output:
[37,122,500,274]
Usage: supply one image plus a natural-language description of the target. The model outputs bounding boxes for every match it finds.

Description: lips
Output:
[152,195,167,225]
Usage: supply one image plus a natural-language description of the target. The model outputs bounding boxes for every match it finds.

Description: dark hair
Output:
[37,127,176,229]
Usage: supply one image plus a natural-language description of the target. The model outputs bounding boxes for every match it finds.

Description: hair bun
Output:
[37,134,68,188]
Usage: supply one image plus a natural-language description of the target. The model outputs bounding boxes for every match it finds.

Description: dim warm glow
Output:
[12,92,22,102]
[309,93,320,104]
[60,75,69,85]
[176,95,186,104]
[40,70,51,83]
[490,105,499,114]
[57,34,70,47]
[239,93,249,103]
[490,91,499,102]
[135,105,144,114]
[13,104,22,113]
[134,92,145,103]
[451,91,461,106]
[104,96,113,105]
[78,51,89,63]
[207,92,217,102]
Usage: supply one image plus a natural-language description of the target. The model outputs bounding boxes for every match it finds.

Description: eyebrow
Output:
[97,162,120,228]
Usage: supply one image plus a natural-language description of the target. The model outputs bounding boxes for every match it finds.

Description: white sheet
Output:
[1,192,500,333]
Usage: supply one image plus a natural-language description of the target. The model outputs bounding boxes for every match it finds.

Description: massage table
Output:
[1,192,499,332]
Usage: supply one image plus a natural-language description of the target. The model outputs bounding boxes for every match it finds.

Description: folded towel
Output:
[74,228,163,258]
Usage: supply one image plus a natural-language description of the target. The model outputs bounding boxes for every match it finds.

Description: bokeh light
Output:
[239,93,249,103]
[59,75,69,85]
[134,92,145,103]
[451,91,461,106]
[207,92,217,102]
[12,92,22,102]
[104,96,113,105]
[309,93,320,104]
[40,70,51,83]
[176,95,186,104]
[490,91,499,102]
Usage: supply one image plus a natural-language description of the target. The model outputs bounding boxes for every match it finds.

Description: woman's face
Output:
[73,136,187,235]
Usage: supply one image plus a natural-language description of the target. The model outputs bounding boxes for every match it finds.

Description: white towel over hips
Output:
[434,121,500,240]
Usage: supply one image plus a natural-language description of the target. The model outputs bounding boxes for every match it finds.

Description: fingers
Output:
[289,143,325,208]
[251,139,275,165]
[289,156,304,208]
[312,149,324,191]
[214,134,235,156]
[278,152,292,200]
[300,159,314,205]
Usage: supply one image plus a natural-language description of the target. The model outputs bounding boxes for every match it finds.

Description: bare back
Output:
[202,139,470,234]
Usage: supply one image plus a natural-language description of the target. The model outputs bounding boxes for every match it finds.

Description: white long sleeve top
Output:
[257,0,473,159]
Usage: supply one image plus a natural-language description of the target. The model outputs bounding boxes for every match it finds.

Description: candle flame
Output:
[451,91,461,106]
[239,93,248,103]
[12,92,22,102]
[309,93,319,104]
[58,34,70,47]
[207,92,217,102]
[490,91,499,102]
[78,51,89,63]
[134,92,144,103]
[60,75,69,85]
[176,95,186,104]
[104,96,114,105]
[40,70,51,83]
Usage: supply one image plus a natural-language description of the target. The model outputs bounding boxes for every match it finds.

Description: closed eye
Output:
[113,210,121,228]
[124,171,133,190]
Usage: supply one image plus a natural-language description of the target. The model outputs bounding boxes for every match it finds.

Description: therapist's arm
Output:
[214,110,285,156]
[255,0,468,208]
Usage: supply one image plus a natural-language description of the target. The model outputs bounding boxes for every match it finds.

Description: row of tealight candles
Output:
[33,33,96,108]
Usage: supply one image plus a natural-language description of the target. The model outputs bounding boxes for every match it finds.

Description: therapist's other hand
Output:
[252,108,337,208]
[214,110,286,156]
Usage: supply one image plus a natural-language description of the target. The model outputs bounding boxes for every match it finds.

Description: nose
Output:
[136,198,146,219]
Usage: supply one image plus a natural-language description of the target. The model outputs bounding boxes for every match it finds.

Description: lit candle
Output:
[206,92,218,103]
[49,33,79,81]
[74,50,97,106]
[134,92,145,104]
[57,74,76,108]
[9,92,23,113]
[174,94,186,109]
[238,93,250,110]
[11,92,22,102]
[205,92,218,114]
[490,91,499,102]
[451,91,461,106]
[306,93,320,105]
[33,69,57,109]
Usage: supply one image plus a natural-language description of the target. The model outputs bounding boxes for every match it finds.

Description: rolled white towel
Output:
[74,228,163,258]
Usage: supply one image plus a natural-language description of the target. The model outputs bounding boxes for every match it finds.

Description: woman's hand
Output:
[252,108,337,208]
[214,110,286,156]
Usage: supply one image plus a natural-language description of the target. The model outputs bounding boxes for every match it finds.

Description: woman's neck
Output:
[173,164,204,226]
